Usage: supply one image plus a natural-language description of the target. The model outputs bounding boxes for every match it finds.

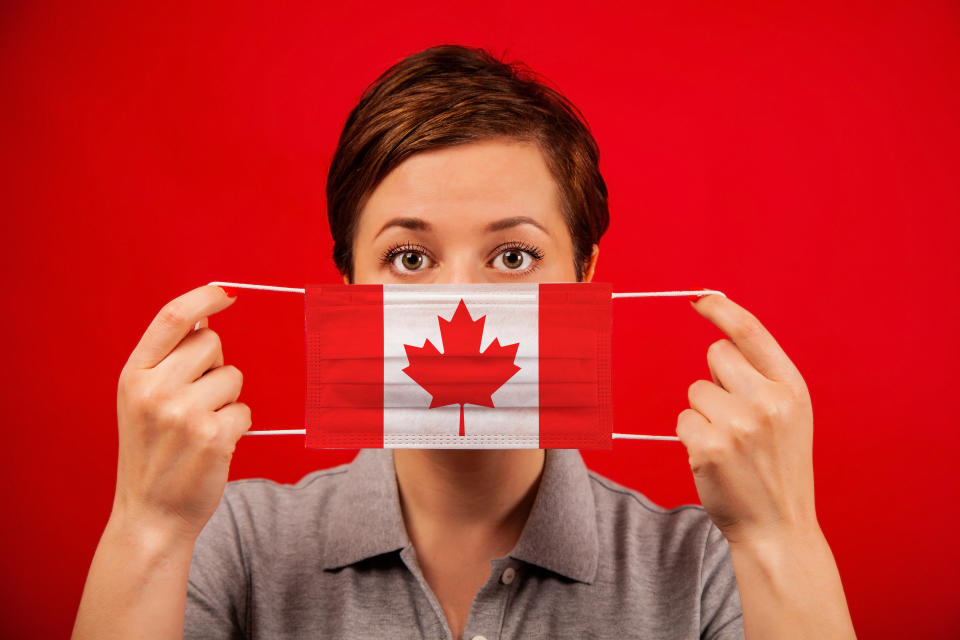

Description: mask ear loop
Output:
[206,281,727,443]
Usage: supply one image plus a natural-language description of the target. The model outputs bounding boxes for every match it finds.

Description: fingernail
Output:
[687,287,714,302]
[220,286,238,299]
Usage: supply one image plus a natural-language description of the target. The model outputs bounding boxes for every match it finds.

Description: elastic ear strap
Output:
[207,281,726,300]
[209,281,307,293]
[241,430,680,442]
[207,281,725,443]
[612,289,726,299]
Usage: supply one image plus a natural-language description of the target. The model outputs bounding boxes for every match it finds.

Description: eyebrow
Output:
[373,215,549,239]
[484,216,550,235]
[374,217,431,239]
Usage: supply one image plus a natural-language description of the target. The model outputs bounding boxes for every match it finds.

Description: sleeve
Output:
[184,489,249,640]
[700,522,744,640]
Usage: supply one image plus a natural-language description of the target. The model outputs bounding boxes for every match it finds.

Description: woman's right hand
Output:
[112,284,251,541]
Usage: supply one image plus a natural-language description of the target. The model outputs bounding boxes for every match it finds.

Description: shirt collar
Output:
[508,448,599,584]
[321,448,410,569]
[321,448,599,585]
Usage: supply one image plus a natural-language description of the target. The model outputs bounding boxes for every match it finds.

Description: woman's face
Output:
[350,138,596,285]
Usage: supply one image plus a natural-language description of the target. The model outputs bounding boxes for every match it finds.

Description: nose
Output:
[432,254,486,285]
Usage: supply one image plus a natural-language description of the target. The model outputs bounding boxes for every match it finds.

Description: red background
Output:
[2,1,958,636]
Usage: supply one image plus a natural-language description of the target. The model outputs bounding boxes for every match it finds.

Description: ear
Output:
[582,244,599,282]
[342,272,351,285]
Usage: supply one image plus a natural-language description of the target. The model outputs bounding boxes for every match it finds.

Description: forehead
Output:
[358,138,563,229]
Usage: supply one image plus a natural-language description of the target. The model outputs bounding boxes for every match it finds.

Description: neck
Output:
[393,449,545,541]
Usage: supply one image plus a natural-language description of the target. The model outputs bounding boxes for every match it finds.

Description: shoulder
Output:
[215,461,353,540]
[221,461,353,507]
[186,459,359,635]
[586,468,722,577]
[190,459,363,604]
[581,468,743,637]
[588,467,714,534]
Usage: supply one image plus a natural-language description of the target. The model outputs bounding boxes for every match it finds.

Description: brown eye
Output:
[390,250,430,272]
[501,250,524,269]
[401,252,423,270]
[490,246,540,273]
[493,249,532,271]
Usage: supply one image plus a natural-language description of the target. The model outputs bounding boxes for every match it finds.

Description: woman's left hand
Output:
[677,293,819,546]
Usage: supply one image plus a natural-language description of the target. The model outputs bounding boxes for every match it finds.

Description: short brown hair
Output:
[326,44,609,281]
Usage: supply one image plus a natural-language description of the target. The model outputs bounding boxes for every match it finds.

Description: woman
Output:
[73,45,856,639]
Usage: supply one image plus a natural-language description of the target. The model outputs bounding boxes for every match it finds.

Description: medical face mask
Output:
[209,281,725,449]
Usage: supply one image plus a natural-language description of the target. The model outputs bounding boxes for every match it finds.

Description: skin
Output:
[349,138,597,639]
[72,138,856,640]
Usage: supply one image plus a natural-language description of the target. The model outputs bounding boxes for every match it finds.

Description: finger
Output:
[181,365,243,412]
[128,285,236,369]
[705,354,720,386]
[687,379,736,422]
[691,294,801,384]
[155,328,224,384]
[215,401,252,441]
[706,339,767,394]
[676,408,730,476]
[675,407,709,446]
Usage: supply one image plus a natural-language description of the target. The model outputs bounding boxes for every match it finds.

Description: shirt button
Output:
[500,566,517,585]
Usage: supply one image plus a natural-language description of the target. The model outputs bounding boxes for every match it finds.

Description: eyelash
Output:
[492,241,545,262]
[380,241,431,266]
[379,240,545,275]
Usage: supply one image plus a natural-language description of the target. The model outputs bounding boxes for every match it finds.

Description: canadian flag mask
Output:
[306,283,612,449]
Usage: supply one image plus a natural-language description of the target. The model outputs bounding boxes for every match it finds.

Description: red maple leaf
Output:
[402,299,521,437]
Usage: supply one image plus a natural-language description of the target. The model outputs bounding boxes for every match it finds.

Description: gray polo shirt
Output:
[185,449,744,639]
